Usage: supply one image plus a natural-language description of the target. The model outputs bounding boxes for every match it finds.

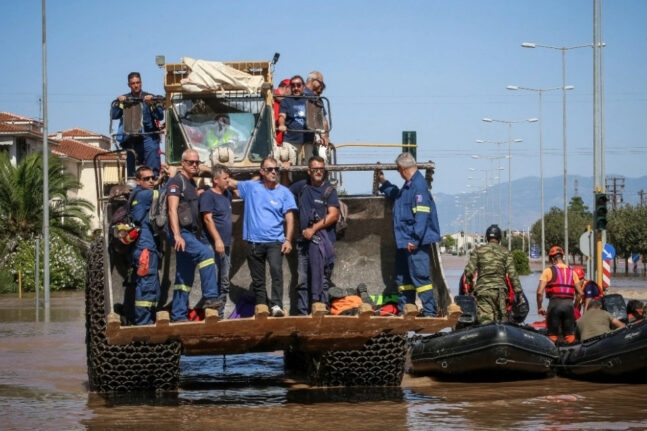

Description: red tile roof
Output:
[0,112,43,136]
[50,137,112,161]
[56,127,110,141]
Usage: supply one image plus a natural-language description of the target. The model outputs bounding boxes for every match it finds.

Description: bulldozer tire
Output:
[306,331,408,387]
[85,237,182,392]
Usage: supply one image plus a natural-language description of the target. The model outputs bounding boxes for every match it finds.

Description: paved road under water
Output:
[1,255,646,430]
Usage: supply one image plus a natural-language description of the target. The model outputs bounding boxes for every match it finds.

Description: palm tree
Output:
[0,151,93,263]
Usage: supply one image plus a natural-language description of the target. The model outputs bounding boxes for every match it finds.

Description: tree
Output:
[530,197,593,260]
[608,204,647,271]
[0,152,93,266]
[441,234,456,250]
[512,250,531,275]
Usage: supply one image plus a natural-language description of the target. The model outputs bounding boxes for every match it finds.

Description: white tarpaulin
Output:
[180,57,265,94]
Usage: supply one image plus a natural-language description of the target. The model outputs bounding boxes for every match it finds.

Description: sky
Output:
[1,0,646,197]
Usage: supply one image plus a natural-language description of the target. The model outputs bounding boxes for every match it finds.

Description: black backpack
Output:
[149,173,189,236]
[109,189,141,253]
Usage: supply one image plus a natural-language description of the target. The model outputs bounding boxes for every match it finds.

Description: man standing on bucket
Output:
[378,152,440,316]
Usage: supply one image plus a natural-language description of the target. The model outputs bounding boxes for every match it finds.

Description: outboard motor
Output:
[601,293,628,322]
[454,295,478,329]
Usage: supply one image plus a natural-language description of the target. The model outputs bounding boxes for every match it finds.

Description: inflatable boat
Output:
[409,322,559,377]
[559,319,647,378]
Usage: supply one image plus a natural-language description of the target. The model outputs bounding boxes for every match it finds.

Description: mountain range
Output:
[433,175,647,235]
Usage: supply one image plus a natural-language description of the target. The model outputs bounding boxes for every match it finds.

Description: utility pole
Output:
[639,189,646,208]
[605,176,625,210]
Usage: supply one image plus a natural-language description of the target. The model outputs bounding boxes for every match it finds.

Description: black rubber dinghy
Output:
[409,322,559,378]
[559,319,647,378]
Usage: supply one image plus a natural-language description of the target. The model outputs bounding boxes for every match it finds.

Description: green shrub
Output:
[512,250,531,275]
[5,233,86,292]
[0,269,17,293]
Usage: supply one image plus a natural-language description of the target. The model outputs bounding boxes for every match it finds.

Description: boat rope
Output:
[496,357,615,369]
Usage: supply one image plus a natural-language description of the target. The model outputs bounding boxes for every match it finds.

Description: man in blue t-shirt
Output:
[290,156,340,315]
[229,157,297,317]
[167,149,221,322]
[199,165,234,317]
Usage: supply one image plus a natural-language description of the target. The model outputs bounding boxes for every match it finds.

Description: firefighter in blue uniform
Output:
[110,72,164,178]
[378,152,441,316]
[168,149,222,322]
[129,165,175,324]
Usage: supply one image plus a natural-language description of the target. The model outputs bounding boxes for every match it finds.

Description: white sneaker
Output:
[270,305,285,317]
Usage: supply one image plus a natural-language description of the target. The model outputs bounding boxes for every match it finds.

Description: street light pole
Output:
[507,85,570,270]
[476,140,521,230]
[522,41,594,263]
[482,118,537,251]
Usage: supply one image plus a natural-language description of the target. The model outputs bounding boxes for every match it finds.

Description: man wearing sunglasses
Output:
[229,157,297,317]
[129,165,176,324]
[378,152,441,317]
[289,156,339,315]
[168,149,222,322]
[277,75,311,167]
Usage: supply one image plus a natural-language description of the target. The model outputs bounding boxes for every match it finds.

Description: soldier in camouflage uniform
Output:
[463,225,523,324]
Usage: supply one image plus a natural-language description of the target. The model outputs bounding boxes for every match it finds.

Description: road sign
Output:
[603,243,616,261]
[603,259,611,288]
[579,231,594,257]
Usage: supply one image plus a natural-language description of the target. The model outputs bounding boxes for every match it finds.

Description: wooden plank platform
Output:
[106,304,462,355]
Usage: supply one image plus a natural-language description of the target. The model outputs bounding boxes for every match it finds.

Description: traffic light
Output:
[594,193,608,230]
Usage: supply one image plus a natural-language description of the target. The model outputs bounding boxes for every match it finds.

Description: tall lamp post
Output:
[522,41,593,263]
[475,139,522,227]
[482,117,537,250]
[506,85,572,269]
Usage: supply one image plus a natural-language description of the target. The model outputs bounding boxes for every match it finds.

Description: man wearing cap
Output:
[537,245,584,344]
[278,75,311,166]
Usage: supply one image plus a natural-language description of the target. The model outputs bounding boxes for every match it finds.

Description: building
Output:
[0,112,121,228]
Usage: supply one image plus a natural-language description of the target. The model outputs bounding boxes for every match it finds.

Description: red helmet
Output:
[549,246,564,257]
[573,266,585,279]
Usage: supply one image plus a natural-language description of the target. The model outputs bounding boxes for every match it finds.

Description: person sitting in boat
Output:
[463,224,523,324]
[576,299,626,341]
[536,246,584,344]
[572,265,604,315]
[626,300,645,323]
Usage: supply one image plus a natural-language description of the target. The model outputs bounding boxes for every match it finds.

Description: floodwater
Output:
[1,256,646,431]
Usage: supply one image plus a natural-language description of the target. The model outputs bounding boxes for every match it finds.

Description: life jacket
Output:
[546,265,576,300]
[330,295,363,315]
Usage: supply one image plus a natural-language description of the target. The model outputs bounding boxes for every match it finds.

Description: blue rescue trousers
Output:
[132,247,160,325]
[123,135,161,178]
[170,228,219,322]
[395,244,437,317]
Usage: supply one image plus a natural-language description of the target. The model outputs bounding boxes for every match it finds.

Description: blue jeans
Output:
[170,229,219,321]
[246,241,284,308]
[395,245,437,317]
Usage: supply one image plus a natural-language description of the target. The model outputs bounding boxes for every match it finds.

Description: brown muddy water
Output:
[1,255,646,430]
